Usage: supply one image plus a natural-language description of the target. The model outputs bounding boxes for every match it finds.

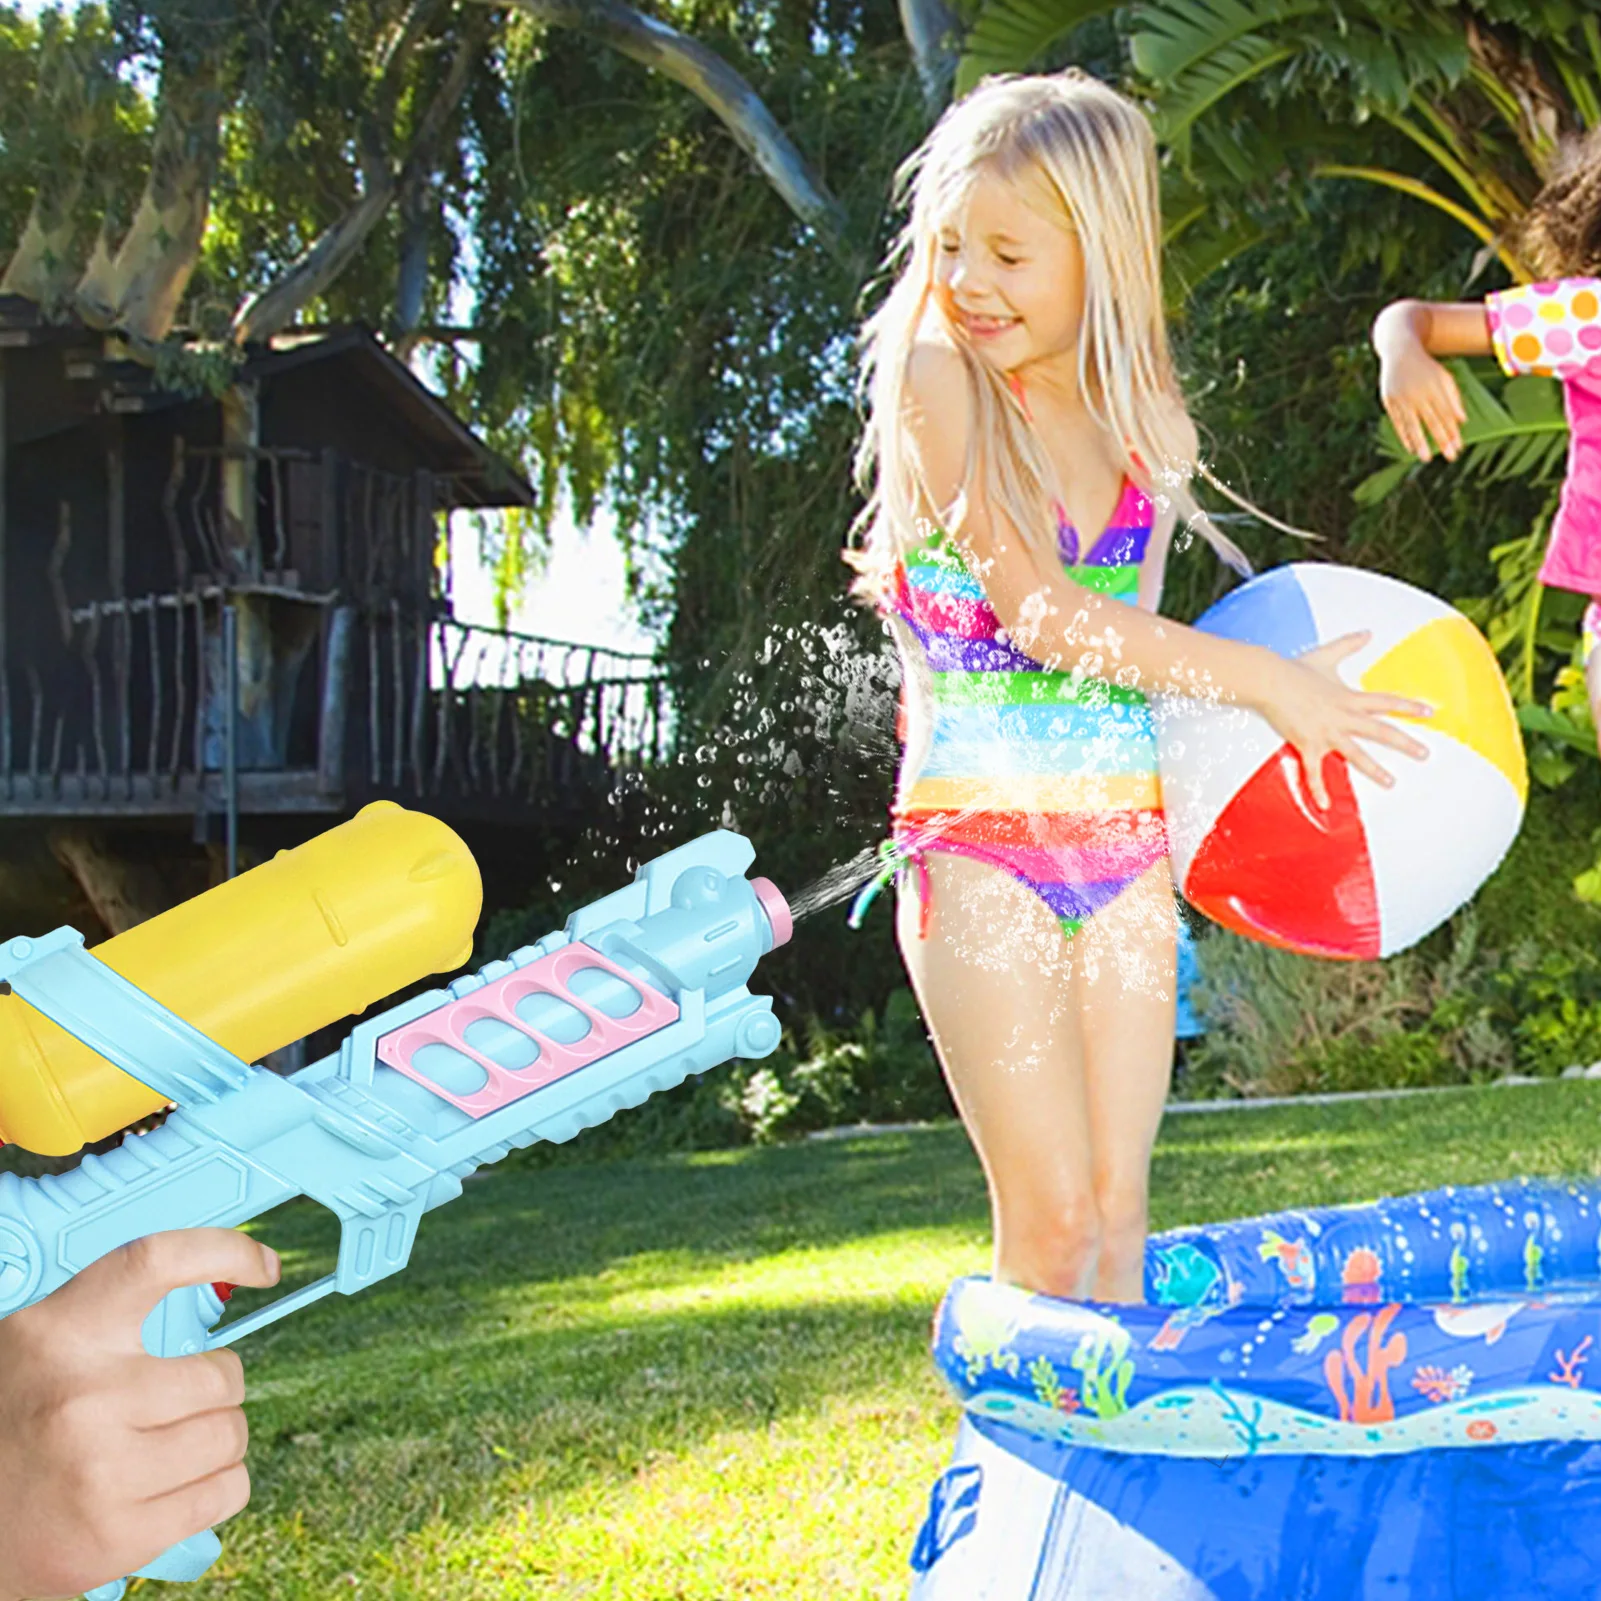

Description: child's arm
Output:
[905,343,1431,811]
[1371,299,1494,463]
[0,1229,279,1601]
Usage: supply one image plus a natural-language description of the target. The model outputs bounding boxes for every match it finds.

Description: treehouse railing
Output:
[160,441,453,601]
[358,606,668,805]
[0,591,666,815]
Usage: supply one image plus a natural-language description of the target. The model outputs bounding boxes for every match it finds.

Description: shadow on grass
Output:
[134,1082,1601,1369]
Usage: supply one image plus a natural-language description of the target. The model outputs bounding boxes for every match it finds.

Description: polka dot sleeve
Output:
[1486,277,1601,378]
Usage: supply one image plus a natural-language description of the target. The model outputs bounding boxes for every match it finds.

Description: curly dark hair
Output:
[1515,126,1601,279]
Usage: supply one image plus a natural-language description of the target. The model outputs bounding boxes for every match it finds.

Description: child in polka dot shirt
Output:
[1372,136,1601,750]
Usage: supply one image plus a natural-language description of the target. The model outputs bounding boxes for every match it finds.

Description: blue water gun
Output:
[0,827,793,1600]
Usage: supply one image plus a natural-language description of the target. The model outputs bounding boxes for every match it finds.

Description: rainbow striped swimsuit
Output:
[863,476,1169,939]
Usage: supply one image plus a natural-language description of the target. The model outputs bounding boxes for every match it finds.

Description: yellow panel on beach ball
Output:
[1358,613,1527,803]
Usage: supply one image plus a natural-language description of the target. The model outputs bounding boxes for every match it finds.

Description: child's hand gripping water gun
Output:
[0,801,792,1600]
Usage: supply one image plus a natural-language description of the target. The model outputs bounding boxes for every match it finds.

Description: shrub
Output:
[1182,911,1509,1099]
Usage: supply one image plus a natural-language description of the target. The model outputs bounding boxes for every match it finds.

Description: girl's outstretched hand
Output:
[1379,342,1466,463]
[1252,633,1433,811]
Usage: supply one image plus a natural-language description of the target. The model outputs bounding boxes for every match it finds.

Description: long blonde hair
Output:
[848,69,1255,593]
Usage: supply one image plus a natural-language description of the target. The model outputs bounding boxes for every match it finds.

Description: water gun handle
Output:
[74,1286,232,1601]
[82,1532,221,1601]
[0,928,270,1600]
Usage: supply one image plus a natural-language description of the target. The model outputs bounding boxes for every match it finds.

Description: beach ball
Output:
[1157,563,1526,960]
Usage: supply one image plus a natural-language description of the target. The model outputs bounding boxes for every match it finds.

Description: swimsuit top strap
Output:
[1004,373,1067,522]
[1005,368,1031,419]
[1002,370,1148,531]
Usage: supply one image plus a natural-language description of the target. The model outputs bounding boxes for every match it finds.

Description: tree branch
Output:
[229,183,395,346]
[471,0,852,264]
[898,0,959,114]
[1312,162,1526,279]
[361,0,452,185]
[399,7,488,197]
[377,0,453,120]
[231,9,488,346]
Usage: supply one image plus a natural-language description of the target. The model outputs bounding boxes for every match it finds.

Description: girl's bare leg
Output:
[895,851,1102,1300]
[1072,858,1178,1302]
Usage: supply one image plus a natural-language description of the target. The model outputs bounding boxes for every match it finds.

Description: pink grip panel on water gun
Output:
[375,941,681,1117]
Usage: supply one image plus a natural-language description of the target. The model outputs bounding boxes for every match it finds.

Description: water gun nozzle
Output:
[750,878,792,949]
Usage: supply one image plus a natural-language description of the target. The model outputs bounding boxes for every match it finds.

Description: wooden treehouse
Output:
[0,298,665,937]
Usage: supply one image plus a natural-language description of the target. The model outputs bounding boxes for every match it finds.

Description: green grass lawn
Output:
[123,1081,1601,1598]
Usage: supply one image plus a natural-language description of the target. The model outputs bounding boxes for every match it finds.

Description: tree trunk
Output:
[1464,19,1567,177]
[71,217,122,330]
[1,183,87,309]
[48,828,172,936]
[0,35,98,308]
[219,382,260,580]
[393,182,432,364]
[76,52,225,341]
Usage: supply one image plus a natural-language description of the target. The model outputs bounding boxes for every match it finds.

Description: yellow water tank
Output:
[0,801,482,1155]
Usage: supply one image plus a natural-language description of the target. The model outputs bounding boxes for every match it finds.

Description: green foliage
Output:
[732,987,952,1139]
[497,986,952,1164]
[957,0,1601,295]
[193,0,491,338]
[955,0,1109,95]
[0,4,150,275]
[1183,911,1500,1100]
[1133,2,1317,144]
[1430,504,1601,899]
[1167,180,1494,615]
[427,3,923,630]
[148,334,245,396]
[1486,941,1601,1076]
[1473,773,1601,947]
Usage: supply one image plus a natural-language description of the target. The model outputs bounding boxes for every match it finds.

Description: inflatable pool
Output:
[910,1179,1601,1599]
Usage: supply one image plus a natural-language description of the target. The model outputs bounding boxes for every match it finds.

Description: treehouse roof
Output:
[0,299,534,510]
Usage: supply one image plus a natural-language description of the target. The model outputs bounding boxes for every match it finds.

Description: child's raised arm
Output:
[1371,299,1494,464]
[904,343,1431,811]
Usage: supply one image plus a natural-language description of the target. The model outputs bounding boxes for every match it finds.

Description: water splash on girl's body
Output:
[836,68,1432,1307]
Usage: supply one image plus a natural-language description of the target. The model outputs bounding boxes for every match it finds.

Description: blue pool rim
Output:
[932,1177,1601,1459]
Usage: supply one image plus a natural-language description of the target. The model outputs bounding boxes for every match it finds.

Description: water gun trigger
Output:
[141,1282,231,1360]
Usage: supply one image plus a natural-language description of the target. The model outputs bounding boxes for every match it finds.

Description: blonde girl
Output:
[848,70,1431,1303]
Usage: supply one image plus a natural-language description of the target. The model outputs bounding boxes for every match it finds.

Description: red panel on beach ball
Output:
[1183,747,1381,960]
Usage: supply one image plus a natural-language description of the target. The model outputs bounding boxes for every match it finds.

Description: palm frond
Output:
[955,0,1119,96]
[1149,34,1295,141]
[1519,703,1596,755]
[1128,0,1317,85]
